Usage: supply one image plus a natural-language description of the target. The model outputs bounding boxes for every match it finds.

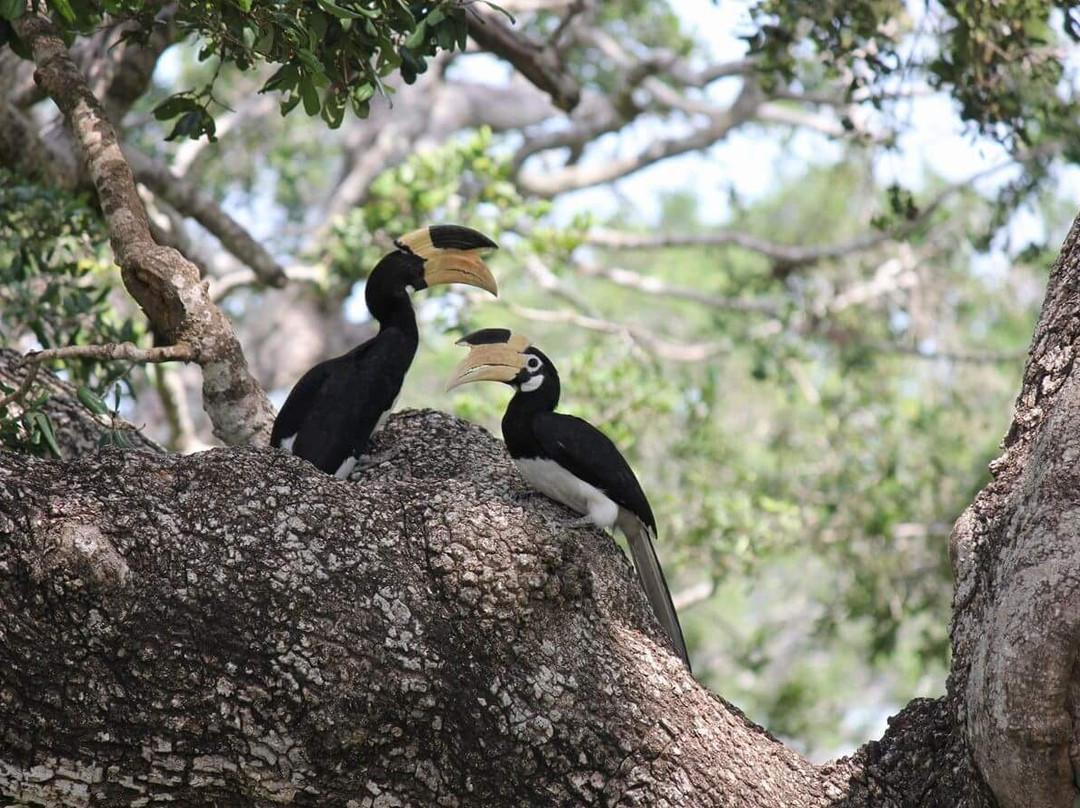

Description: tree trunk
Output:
[4,210,1080,805]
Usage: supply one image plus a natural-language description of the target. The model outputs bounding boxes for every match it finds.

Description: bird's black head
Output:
[446,329,561,404]
[365,225,499,323]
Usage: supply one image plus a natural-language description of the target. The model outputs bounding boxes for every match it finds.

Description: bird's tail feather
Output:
[623,518,691,671]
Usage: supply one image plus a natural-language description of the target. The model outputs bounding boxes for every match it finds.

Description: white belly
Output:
[514,458,619,528]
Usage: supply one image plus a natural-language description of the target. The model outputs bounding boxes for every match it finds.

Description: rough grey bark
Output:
[0,260,1079,806]
[1,410,828,807]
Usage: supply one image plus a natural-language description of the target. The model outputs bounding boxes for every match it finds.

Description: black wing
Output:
[288,334,410,475]
[270,359,333,447]
[531,411,656,531]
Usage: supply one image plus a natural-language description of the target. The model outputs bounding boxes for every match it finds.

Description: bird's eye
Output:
[526,356,541,372]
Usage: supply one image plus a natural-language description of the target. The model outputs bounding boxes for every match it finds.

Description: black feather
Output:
[428,224,498,251]
[457,327,513,346]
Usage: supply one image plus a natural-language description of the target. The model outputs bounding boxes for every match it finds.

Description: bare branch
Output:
[12,11,274,446]
[152,364,207,453]
[124,147,288,288]
[210,263,325,302]
[467,6,580,111]
[583,226,894,271]
[672,580,718,611]
[24,342,196,366]
[503,302,724,361]
[522,254,598,316]
[578,263,783,313]
[517,85,760,196]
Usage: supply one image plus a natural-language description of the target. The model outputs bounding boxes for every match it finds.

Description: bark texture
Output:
[2,410,829,807]
[947,209,1080,807]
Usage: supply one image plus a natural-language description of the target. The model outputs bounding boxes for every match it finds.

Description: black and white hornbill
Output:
[271,225,498,478]
[446,328,691,669]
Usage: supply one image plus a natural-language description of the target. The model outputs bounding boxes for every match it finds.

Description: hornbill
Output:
[446,328,691,669]
[271,225,498,478]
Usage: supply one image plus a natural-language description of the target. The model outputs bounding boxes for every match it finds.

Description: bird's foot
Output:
[353,444,404,473]
[566,515,597,530]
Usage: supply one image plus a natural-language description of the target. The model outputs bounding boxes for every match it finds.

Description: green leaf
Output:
[315,0,377,19]
[404,20,426,50]
[152,94,198,121]
[51,0,75,20]
[164,110,202,141]
[299,75,320,116]
[26,411,61,459]
[77,385,109,416]
[321,90,346,128]
[0,0,24,21]
[262,63,298,93]
[237,0,252,11]
[352,82,375,103]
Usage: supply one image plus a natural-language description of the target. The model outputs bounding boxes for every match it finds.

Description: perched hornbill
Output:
[271,225,498,477]
[447,328,691,669]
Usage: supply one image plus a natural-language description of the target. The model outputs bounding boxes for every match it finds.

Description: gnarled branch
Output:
[11,11,274,446]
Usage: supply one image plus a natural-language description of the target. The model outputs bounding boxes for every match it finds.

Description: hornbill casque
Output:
[271,225,498,478]
[447,328,691,669]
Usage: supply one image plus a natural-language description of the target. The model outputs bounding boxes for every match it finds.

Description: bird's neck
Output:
[502,385,559,457]
[374,296,418,339]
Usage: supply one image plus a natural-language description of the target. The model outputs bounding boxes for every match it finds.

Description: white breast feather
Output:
[514,458,619,529]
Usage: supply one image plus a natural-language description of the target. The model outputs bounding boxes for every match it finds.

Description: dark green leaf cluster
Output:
[0,0,473,138]
[0,170,140,455]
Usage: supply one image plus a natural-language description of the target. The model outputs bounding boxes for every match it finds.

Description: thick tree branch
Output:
[0,405,1000,807]
[11,11,274,446]
[467,6,580,111]
[947,207,1080,808]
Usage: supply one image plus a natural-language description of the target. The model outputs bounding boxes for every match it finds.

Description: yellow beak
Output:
[423,253,498,296]
[396,225,499,296]
[446,341,529,391]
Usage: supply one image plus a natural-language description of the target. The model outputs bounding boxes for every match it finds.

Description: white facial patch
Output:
[514,458,619,529]
[520,374,544,392]
[405,285,416,295]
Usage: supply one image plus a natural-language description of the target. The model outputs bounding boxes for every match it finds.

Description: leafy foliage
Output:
[746,0,1080,148]
[0,169,140,456]
[0,0,478,139]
